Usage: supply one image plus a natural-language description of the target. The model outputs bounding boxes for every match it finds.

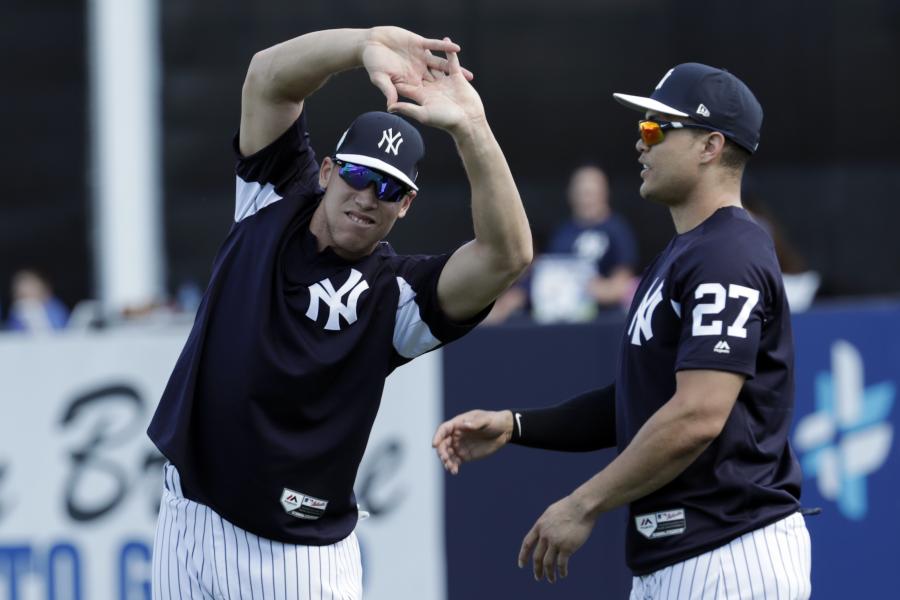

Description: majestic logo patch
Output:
[628,278,665,346]
[635,508,686,539]
[280,488,328,520]
[714,340,731,354]
[306,269,370,331]
[378,128,403,155]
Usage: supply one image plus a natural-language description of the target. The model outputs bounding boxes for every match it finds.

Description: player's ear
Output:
[397,191,416,219]
[319,157,335,188]
[699,131,726,166]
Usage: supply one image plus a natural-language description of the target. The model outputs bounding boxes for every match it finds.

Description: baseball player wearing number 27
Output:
[434,64,812,599]
[146,27,531,599]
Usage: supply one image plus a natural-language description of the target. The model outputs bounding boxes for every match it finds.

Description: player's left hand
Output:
[518,494,598,583]
[387,39,486,138]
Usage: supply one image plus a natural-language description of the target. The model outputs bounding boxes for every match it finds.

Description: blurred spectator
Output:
[486,165,638,324]
[7,269,69,332]
[744,194,820,311]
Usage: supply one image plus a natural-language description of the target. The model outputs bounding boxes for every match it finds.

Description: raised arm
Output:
[389,47,533,321]
[239,28,468,156]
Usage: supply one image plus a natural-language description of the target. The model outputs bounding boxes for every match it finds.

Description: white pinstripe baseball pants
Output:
[152,463,363,600]
[629,512,811,600]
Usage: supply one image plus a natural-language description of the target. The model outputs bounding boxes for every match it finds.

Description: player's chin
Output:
[638,180,655,201]
[333,229,380,258]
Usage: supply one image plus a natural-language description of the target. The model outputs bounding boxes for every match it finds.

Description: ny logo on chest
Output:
[628,277,666,346]
[306,269,370,331]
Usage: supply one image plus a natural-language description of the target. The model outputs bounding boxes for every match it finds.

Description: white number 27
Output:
[692,283,760,338]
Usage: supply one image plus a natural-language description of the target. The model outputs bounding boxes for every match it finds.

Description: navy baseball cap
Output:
[334,111,425,191]
[613,63,763,153]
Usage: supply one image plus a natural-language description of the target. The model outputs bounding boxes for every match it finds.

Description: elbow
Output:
[496,244,532,283]
[510,242,534,277]
[504,237,534,277]
[243,49,276,98]
[687,423,721,449]
[679,413,727,452]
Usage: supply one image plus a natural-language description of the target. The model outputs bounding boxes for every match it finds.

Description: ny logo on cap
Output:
[655,68,675,90]
[378,128,403,155]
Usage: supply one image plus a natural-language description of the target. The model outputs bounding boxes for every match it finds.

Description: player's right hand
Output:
[362,27,474,111]
[432,409,514,475]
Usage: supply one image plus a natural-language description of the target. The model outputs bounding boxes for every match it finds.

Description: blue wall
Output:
[443,302,899,599]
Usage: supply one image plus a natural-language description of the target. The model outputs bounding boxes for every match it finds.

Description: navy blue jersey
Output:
[547,215,638,277]
[148,113,485,545]
[616,206,801,575]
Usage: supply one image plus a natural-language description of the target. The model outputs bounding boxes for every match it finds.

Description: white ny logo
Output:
[378,128,403,155]
[627,278,665,346]
[306,269,370,331]
[655,68,675,90]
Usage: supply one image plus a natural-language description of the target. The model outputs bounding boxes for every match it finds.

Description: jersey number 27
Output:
[692,283,760,338]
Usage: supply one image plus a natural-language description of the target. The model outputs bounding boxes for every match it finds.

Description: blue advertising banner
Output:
[443,302,900,600]
[790,303,899,599]
[443,321,630,600]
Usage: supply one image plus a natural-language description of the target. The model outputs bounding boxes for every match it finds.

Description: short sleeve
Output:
[673,240,773,378]
[391,253,492,360]
[232,112,321,223]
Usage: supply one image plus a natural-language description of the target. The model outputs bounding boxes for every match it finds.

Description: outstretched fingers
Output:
[425,53,451,74]
[558,550,572,579]
[422,36,461,55]
[394,82,426,104]
[370,72,398,108]
[425,39,474,81]
[444,41,462,76]
[518,526,538,569]
[543,546,559,583]
[432,420,456,448]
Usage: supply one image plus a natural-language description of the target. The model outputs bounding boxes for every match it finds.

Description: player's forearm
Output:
[453,121,533,277]
[245,29,368,105]
[570,395,720,516]
[510,385,617,452]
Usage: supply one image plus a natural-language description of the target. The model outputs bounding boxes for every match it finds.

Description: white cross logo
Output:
[306,269,370,331]
[378,128,403,155]
[627,278,665,346]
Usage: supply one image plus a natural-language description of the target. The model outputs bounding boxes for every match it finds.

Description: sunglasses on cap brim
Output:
[333,159,411,203]
[638,119,720,147]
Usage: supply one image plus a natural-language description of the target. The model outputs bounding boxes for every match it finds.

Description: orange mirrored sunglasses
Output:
[638,119,715,146]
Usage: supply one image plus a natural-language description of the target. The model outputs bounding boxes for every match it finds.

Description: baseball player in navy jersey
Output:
[434,63,812,599]
[147,26,532,599]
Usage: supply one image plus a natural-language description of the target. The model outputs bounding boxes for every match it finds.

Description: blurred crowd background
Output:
[3,0,899,329]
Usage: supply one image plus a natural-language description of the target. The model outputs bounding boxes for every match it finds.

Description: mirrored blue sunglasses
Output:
[334,159,410,203]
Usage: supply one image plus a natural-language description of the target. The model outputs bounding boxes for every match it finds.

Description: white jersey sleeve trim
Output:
[394,276,441,359]
[670,299,682,318]
[235,176,284,222]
